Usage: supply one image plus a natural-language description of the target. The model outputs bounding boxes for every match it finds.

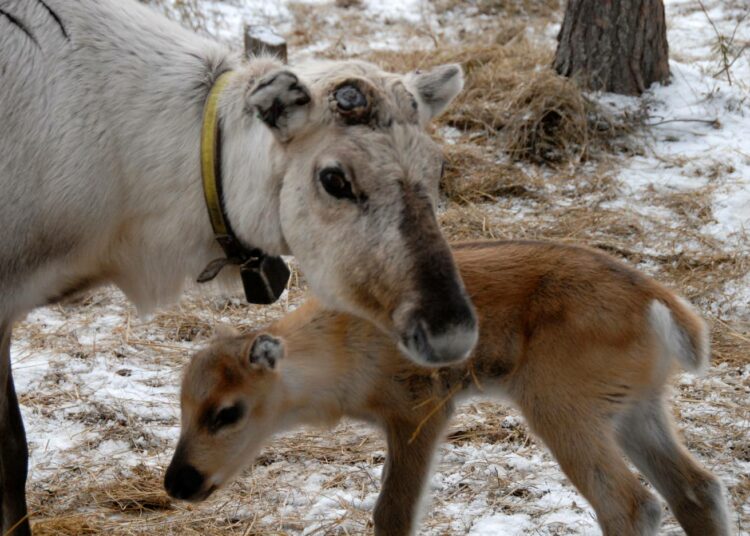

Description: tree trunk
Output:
[553,0,670,95]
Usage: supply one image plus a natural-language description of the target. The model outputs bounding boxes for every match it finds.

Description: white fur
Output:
[648,300,709,374]
[1,0,239,318]
[405,64,464,126]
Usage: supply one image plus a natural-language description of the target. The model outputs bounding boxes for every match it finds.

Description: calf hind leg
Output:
[520,401,661,536]
[617,396,730,536]
[0,325,31,536]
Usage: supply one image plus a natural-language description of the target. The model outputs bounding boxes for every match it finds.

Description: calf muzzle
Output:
[164,460,210,501]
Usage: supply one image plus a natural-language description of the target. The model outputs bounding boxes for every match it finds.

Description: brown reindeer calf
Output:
[165,241,730,536]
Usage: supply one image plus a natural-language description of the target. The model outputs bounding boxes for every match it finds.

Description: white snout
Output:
[399,319,478,367]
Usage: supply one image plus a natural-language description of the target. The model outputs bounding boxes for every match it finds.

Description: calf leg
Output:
[519,399,661,536]
[373,412,449,536]
[617,396,730,536]
[0,324,31,536]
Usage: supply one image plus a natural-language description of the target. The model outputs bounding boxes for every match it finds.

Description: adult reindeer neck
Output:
[197,71,290,305]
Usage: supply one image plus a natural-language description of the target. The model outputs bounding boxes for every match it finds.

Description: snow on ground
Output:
[608,0,750,323]
[9,0,750,534]
[612,0,750,253]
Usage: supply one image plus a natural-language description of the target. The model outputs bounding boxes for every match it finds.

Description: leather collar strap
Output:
[197,71,290,305]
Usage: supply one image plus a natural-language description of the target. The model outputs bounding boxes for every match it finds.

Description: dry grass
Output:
[501,70,590,163]
[285,1,628,167]
[367,35,643,168]
[439,143,545,203]
[334,0,363,9]
[435,0,561,19]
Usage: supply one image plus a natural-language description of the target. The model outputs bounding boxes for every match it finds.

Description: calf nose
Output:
[164,462,205,500]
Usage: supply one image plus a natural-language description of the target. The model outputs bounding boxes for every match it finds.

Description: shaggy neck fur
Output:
[217,68,289,258]
[107,56,290,315]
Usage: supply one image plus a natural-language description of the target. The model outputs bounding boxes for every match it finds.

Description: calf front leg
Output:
[0,324,31,536]
[374,412,449,536]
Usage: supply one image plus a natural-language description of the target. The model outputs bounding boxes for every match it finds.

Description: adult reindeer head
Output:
[225,60,477,366]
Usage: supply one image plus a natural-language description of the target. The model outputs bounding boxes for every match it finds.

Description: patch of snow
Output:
[470,513,532,535]
[362,0,432,24]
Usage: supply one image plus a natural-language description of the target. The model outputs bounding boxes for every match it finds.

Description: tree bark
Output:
[553,0,670,95]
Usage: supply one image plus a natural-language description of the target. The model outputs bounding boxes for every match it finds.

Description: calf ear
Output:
[247,69,312,143]
[247,333,285,370]
[213,323,240,339]
[406,64,463,126]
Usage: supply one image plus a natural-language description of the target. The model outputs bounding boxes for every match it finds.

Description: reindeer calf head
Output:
[165,328,286,501]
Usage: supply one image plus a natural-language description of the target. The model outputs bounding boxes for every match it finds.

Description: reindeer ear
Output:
[213,323,241,339]
[247,333,284,370]
[247,69,312,143]
[406,64,463,125]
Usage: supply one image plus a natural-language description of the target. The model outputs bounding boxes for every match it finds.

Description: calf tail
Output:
[648,296,710,373]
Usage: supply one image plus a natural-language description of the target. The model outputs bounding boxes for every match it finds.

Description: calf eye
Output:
[319,167,356,201]
[213,404,244,431]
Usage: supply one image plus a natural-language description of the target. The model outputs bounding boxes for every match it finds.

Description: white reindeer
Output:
[0,1,478,532]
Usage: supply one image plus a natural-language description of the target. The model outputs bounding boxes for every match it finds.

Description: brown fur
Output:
[168,240,729,536]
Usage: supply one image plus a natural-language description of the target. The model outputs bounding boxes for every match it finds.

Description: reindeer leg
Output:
[617,395,730,536]
[0,323,31,536]
[373,410,450,536]
[516,389,662,536]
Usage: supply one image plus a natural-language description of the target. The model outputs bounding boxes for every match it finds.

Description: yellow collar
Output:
[197,70,290,304]
[200,70,234,240]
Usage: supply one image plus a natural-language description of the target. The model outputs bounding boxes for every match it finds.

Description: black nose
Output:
[164,462,205,500]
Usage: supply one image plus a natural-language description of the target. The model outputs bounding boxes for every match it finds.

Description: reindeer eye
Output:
[319,167,357,201]
[212,404,244,431]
